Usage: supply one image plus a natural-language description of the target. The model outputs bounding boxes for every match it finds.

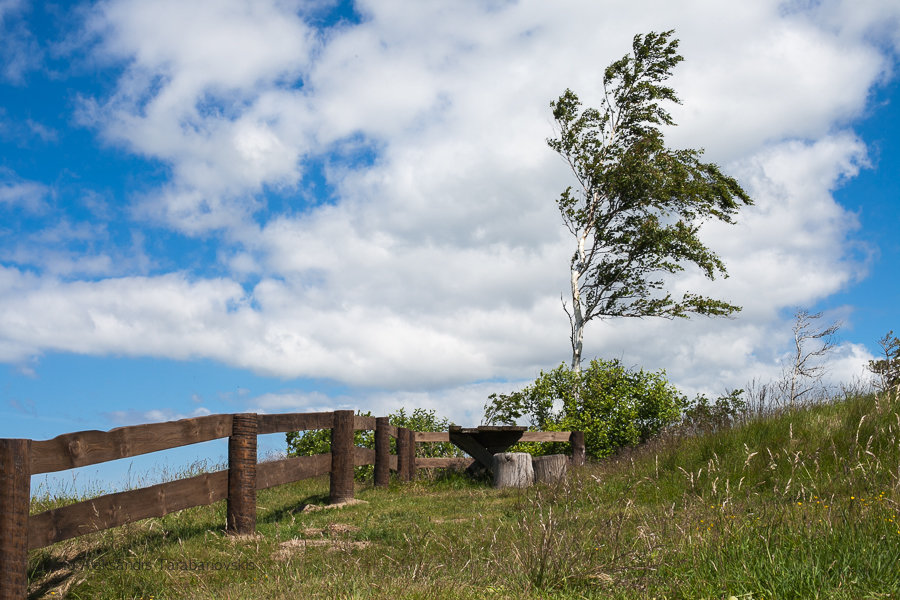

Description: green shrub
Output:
[680,388,747,433]
[285,408,463,480]
[484,359,687,459]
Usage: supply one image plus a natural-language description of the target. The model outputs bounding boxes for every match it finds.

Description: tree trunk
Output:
[492,452,534,489]
[570,251,585,373]
[533,454,568,485]
[569,431,586,467]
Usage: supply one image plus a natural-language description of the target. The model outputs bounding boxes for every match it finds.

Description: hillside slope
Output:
[27,390,900,599]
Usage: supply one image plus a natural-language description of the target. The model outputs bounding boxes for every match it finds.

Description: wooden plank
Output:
[474,431,525,456]
[226,413,257,535]
[389,455,398,471]
[0,439,30,600]
[449,426,527,434]
[415,431,571,443]
[415,457,475,469]
[354,447,375,466]
[383,424,398,438]
[405,429,416,480]
[28,471,228,550]
[329,410,355,504]
[448,432,495,470]
[426,430,570,443]
[374,417,390,487]
[570,431,586,466]
[257,412,333,435]
[519,431,572,443]
[354,415,376,431]
[256,454,331,490]
[30,414,233,475]
[414,432,449,442]
[397,427,410,482]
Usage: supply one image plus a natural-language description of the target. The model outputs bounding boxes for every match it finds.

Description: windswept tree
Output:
[548,30,753,371]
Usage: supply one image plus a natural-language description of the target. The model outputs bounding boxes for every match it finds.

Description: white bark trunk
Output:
[570,231,588,373]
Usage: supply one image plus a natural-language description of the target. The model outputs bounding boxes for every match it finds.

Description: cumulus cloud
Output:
[0,0,42,84]
[0,170,50,213]
[80,0,318,232]
[1,0,896,422]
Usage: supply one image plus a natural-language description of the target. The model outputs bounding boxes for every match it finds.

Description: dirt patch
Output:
[327,523,360,535]
[272,538,372,560]
[297,522,360,539]
[300,499,369,512]
[225,533,264,543]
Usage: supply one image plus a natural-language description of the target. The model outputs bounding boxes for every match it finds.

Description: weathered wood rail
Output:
[0,410,584,599]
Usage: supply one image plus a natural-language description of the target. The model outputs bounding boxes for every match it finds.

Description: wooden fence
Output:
[0,410,584,599]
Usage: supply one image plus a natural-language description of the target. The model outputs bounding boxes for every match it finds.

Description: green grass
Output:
[27,389,900,599]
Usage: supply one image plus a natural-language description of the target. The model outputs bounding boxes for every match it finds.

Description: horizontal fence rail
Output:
[0,409,584,600]
[414,431,573,443]
[30,415,233,475]
[256,412,334,435]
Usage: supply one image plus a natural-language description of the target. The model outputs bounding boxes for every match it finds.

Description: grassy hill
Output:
[28,388,900,599]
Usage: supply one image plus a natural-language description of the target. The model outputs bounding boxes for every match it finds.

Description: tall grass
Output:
[26,387,900,599]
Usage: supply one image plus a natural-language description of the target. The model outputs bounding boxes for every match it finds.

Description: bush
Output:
[680,388,747,433]
[483,359,687,459]
[285,408,463,481]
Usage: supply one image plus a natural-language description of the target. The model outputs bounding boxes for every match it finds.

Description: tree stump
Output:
[492,452,534,488]
[533,454,568,485]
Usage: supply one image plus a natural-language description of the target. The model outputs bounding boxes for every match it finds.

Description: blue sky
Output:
[2,0,900,494]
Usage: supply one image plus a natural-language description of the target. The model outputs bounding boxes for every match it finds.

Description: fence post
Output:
[330,410,355,503]
[406,429,417,481]
[569,431,585,467]
[396,427,410,482]
[374,417,390,487]
[0,438,31,600]
[227,413,258,535]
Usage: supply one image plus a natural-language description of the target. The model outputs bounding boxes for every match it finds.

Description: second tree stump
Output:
[532,454,568,484]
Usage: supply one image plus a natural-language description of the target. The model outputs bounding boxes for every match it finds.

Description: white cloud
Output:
[2,0,896,420]
[0,171,50,213]
[789,0,900,53]
[0,0,42,84]
[0,216,153,278]
[248,390,348,414]
[106,406,213,426]
[81,0,318,231]
[246,381,518,428]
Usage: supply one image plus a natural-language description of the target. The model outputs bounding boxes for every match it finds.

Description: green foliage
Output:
[547,31,752,367]
[680,388,747,433]
[387,407,464,459]
[484,359,686,459]
[284,411,371,458]
[285,408,463,481]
